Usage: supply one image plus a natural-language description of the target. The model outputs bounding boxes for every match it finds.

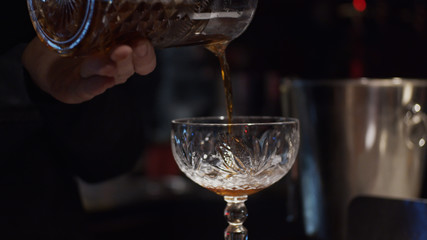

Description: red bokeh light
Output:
[353,0,367,12]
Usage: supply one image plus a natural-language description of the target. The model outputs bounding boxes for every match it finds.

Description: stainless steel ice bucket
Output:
[280,78,427,240]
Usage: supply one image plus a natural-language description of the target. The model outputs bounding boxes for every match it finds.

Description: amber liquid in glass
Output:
[206,186,265,196]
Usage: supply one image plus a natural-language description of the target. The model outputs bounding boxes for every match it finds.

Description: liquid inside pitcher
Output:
[27,0,257,56]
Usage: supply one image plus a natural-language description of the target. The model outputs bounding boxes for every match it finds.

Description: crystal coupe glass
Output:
[171,116,300,240]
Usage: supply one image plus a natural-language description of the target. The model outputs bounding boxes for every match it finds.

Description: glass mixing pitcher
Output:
[26,0,258,56]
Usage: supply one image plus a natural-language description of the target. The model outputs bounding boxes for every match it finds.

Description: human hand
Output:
[22,37,156,104]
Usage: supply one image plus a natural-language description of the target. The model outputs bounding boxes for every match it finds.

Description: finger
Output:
[80,55,117,78]
[73,76,116,103]
[50,70,115,104]
[132,40,156,75]
[110,45,135,84]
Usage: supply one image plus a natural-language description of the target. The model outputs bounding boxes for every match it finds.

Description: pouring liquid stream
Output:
[205,41,233,131]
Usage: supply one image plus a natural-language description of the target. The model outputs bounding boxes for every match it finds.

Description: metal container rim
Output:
[281,77,427,88]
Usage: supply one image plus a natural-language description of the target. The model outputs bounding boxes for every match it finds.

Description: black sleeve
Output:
[0,44,42,153]
[28,76,150,183]
[0,43,153,183]
[27,64,155,183]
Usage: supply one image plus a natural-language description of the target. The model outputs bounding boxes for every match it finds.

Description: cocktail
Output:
[171,116,300,240]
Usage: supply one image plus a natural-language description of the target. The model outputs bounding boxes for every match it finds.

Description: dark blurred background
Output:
[235,0,427,79]
[3,1,427,239]
[228,0,427,117]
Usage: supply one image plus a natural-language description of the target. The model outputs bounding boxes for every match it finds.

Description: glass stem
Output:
[224,195,248,240]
